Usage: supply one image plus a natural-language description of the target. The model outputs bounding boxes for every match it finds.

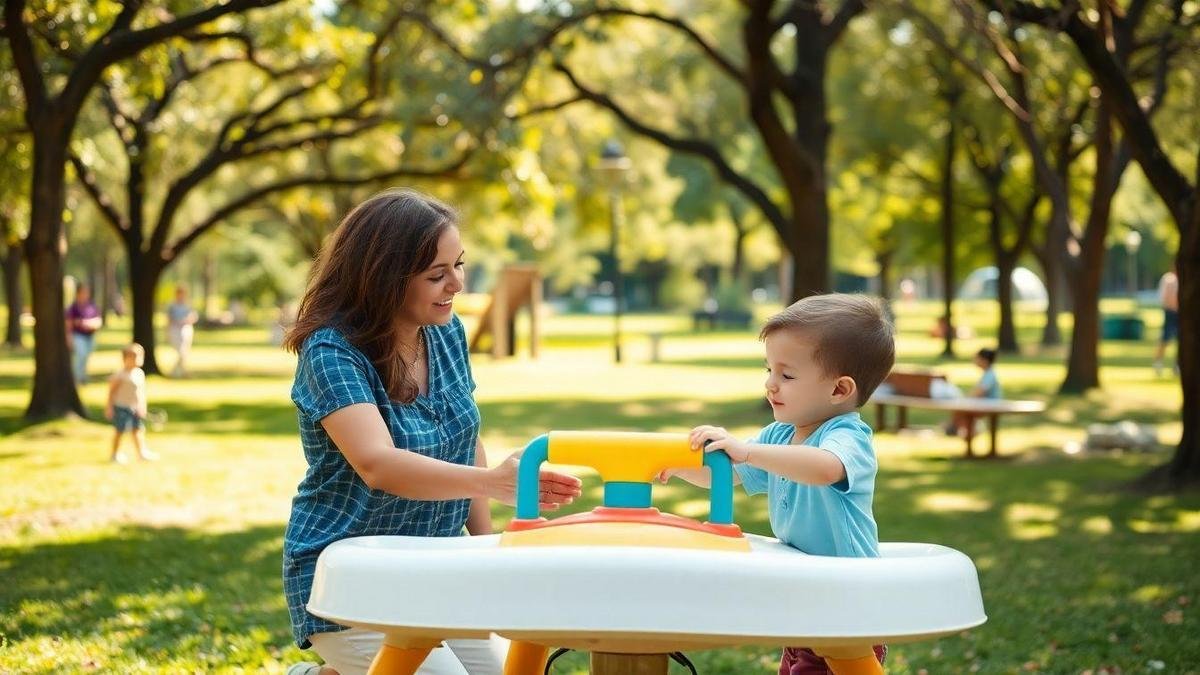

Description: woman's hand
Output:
[486,449,582,510]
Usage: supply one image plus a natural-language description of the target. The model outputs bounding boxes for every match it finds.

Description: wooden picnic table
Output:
[870,393,1046,459]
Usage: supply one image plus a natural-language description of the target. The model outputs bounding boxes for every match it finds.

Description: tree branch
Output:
[593,8,744,83]
[2,0,48,111]
[165,151,475,260]
[552,60,790,234]
[505,95,586,121]
[987,0,1194,225]
[61,0,289,117]
[68,153,128,232]
[828,0,867,44]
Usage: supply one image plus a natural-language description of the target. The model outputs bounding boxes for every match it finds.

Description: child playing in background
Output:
[946,348,1001,437]
[105,343,158,463]
[661,293,895,675]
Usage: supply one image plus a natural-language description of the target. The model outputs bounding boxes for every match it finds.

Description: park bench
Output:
[871,369,1046,459]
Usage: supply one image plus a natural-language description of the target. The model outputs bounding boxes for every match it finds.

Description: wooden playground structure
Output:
[468,264,542,359]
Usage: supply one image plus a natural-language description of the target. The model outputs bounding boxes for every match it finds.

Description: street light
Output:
[599,139,631,363]
[1124,229,1142,298]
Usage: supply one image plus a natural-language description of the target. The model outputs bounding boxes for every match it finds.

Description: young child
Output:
[946,348,1001,436]
[105,343,157,463]
[661,293,895,675]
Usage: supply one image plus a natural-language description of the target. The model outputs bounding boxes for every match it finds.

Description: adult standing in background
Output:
[165,286,199,378]
[66,284,102,384]
[1154,264,1179,376]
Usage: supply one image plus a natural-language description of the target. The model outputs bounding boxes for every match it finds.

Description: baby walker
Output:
[308,431,986,674]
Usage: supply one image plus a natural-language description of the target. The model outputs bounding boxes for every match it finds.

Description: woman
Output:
[282,189,580,675]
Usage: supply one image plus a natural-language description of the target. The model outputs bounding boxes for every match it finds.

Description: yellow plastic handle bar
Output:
[547,430,703,483]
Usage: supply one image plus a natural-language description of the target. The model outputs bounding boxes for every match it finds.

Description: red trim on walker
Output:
[507,507,744,538]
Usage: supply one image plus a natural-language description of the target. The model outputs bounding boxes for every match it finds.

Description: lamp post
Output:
[1124,229,1142,299]
[599,139,631,363]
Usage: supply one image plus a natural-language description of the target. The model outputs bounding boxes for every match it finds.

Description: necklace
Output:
[401,328,424,368]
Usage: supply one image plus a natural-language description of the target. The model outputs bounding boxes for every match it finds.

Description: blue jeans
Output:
[71,332,95,383]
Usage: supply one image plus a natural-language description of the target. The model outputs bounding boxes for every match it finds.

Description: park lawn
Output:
[0,300,1196,674]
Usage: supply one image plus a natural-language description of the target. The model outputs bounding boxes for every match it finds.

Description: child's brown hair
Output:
[760,294,895,406]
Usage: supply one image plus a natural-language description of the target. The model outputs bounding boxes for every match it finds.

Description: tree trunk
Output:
[24,129,86,419]
[201,251,215,323]
[996,254,1019,353]
[781,184,829,300]
[1062,105,1123,393]
[939,105,958,358]
[100,248,115,319]
[877,248,894,323]
[730,210,748,283]
[985,178,1020,353]
[745,6,833,302]
[1161,198,1199,486]
[129,254,164,376]
[787,89,830,300]
[3,238,22,347]
[877,249,893,303]
[1034,248,1064,346]
[1060,263,1103,393]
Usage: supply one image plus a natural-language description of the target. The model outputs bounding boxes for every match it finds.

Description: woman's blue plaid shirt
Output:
[283,314,480,647]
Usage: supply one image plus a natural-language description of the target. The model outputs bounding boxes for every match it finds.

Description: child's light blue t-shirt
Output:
[977,368,1001,398]
[734,412,880,558]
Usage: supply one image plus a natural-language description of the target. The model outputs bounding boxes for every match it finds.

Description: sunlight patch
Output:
[1081,516,1113,535]
[1129,510,1200,534]
[916,491,992,513]
[670,400,705,414]
[1005,503,1060,540]
[1131,584,1171,604]
[672,498,713,518]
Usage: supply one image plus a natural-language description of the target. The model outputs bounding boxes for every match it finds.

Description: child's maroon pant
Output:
[779,645,887,674]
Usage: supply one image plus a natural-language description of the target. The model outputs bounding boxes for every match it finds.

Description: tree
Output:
[989,0,1200,488]
[910,0,1182,392]
[2,0,291,419]
[532,1,867,300]
[0,208,25,348]
[0,47,28,348]
[68,6,475,373]
[962,129,1042,353]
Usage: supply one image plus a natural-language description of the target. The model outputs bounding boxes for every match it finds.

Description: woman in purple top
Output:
[66,284,103,384]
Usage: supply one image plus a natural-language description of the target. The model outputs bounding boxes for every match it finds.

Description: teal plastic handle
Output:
[514,432,736,526]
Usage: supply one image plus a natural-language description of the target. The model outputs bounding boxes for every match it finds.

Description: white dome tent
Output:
[958,266,1048,307]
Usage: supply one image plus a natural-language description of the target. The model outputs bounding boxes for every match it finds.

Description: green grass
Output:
[0,300,1196,674]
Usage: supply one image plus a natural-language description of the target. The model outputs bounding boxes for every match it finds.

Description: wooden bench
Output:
[872,370,1046,458]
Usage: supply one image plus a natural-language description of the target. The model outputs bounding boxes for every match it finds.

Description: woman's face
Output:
[399,226,465,327]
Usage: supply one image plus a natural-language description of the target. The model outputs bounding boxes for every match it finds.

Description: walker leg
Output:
[502,640,549,675]
[817,644,885,675]
[591,652,669,675]
[366,637,437,675]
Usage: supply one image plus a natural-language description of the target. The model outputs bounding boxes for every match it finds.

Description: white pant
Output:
[308,628,507,675]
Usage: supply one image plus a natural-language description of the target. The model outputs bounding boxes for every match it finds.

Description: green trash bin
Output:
[1101,315,1145,340]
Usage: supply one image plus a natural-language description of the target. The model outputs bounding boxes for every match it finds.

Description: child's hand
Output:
[656,468,677,483]
[689,425,750,463]
[104,405,114,420]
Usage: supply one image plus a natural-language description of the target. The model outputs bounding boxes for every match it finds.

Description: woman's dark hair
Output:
[977,348,997,366]
[284,188,458,403]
